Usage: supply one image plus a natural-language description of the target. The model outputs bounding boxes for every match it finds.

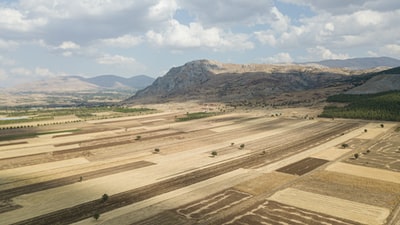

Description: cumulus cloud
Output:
[96,54,137,65]
[308,46,349,60]
[262,52,293,63]
[99,35,143,48]
[279,0,400,14]
[178,0,273,25]
[146,19,254,50]
[381,44,400,57]
[0,39,19,49]
[58,41,80,50]
[35,67,55,77]
[0,7,47,32]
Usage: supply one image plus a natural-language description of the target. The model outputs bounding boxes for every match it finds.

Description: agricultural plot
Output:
[344,130,400,172]
[276,157,329,175]
[177,189,252,220]
[0,104,398,225]
[221,200,363,225]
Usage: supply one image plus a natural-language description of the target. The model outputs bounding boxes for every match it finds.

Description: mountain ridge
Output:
[125,57,399,106]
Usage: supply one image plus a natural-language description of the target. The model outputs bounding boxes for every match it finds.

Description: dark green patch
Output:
[176,112,218,122]
[320,91,400,121]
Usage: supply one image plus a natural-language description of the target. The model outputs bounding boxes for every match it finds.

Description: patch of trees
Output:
[320,91,400,121]
[176,112,218,122]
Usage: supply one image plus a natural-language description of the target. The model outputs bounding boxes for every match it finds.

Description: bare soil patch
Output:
[234,172,296,196]
[276,157,329,176]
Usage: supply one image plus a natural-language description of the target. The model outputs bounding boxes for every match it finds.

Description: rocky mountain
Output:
[125,59,385,106]
[8,75,155,93]
[309,57,400,70]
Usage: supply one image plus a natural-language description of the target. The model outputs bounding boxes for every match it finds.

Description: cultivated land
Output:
[0,102,399,225]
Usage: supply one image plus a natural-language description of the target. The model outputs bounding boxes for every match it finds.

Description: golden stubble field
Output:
[0,102,399,225]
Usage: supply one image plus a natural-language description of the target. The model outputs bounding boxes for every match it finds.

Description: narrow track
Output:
[12,122,360,225]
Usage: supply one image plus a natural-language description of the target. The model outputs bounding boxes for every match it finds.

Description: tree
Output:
[380,124,384,128]
[211,151,217,157]
[239,144,245,149]
[154,148,160,153]
[102,193,109,203]
[79,176,83,182]
[135,135,141,140]
[93,213,100,221]
[341,143,349,149]
[364,129,368,132]
[354,153,359,159]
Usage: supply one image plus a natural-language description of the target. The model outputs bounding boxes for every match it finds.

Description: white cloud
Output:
[178,0,273,25]
[10,67,32,76]
[99,35,143,48]
[381,44,400,57]
[0,7,47,32]
[262,52,293,63]
[35,67,55,77]
[148,0,178,21]
[254,31,277,46]
[354,10,383,26]
[96,54,137,65]
[308,46,349,60]
[0,39,19,49]
[58,41,80,50]
[146,19,254,50]
[279,0,400,14]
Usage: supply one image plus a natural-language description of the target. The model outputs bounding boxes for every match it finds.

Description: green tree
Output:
[211,151,217,157]
[341,143,349,149]
[102,193,109,203]
[239,144,245,149]
[354,153,359,159]
[93,213,100,221]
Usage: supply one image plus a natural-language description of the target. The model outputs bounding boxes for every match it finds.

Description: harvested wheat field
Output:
[0,103,399,225]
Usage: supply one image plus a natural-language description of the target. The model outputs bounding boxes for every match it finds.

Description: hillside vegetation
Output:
[320,91,400,121]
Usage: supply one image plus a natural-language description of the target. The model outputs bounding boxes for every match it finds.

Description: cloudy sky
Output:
[0,0,399,86]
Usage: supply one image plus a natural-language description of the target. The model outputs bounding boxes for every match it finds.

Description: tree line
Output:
[320,91,400,121]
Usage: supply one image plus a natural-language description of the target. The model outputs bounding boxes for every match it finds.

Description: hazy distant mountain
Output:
[309,57,400,70]
[8,75,155,93]
[84,75,154,90]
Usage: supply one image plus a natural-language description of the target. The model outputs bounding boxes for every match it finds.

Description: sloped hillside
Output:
[346,67,400,94]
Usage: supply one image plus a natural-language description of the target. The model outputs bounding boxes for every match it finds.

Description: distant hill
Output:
[309,57,400,70]
[8,75,155,93]
[125,59,383,106]
[84,75,154,90]
[346,67,400,94]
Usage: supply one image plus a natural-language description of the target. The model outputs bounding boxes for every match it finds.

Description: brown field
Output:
[0,103,398,225]
[276,157,329,175]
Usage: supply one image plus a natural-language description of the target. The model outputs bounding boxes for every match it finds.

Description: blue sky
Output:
[0,0,399,86]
